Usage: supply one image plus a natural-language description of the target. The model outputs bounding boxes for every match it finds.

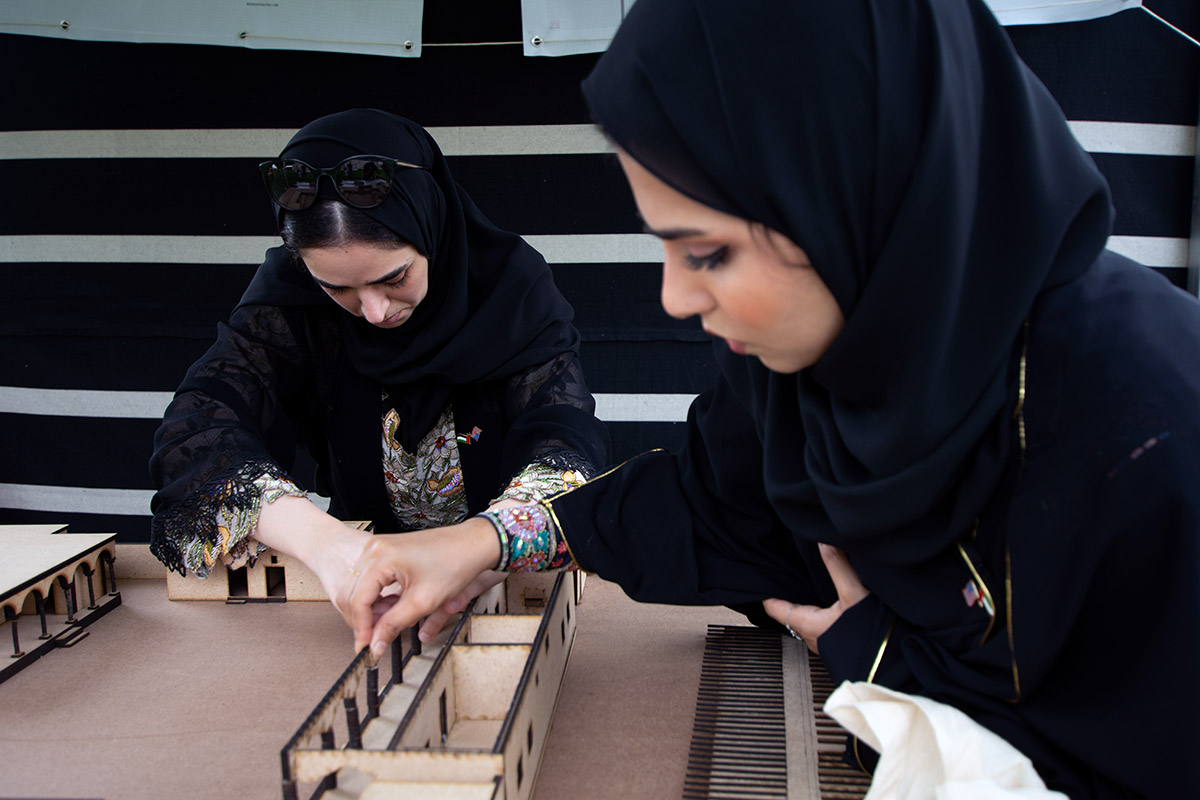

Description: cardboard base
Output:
[0,575,744,800]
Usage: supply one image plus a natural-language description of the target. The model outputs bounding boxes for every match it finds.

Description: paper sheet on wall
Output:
[0,0,424,58]
[985,0,1142,26]
[517,0,1143,57]
[520,0,635,56]
[0,0,1149,60]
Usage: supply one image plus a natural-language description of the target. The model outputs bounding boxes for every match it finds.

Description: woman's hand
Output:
[763,544,868,654]
[346,517,501,658]
[249,494,378,617]
[410,497,531,643]
[416,570,508,643]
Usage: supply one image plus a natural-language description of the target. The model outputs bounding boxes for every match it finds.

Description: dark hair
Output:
[279,200,411,255]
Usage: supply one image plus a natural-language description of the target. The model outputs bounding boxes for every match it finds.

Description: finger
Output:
[369,589,437,659]
[419,604,456,643]
[785,602,837,654]
[761,597,793,627]
[818,543,869,606]
[350,567,400,653]
[372,594,401,623]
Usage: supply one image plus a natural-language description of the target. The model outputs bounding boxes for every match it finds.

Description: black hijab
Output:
[583,0,1114,563]
[239,109,580,451]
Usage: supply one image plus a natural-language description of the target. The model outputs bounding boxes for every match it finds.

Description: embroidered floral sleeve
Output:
[492,462,587,505]
[150,459,306,577]
[479,503,577,573]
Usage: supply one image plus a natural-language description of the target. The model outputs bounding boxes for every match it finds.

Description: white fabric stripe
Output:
[1106,235,1190,268]
[523,233,664,264]
[0,125,613,160]
[0,482,155,516]
[1067,121,1197,156]
[0,386,696,423]
[0,482,330,515]
[593,393,695,422]
[0,233,664,264]
[0,386,176,419]
[1,233,1182,267]
[0,122,1192,160]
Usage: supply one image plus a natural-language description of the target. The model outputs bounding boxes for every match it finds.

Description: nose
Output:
[660,254,713,320]
[360,289,391,324]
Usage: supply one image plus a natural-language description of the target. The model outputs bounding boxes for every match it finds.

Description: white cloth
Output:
[824,682,1069,800]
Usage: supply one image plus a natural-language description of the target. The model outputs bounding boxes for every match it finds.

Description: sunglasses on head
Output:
[259,154,426,211]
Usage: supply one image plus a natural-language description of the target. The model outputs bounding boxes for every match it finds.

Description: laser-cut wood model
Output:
[1,523,121,683]
[165,521,373,603]
[281,570,580,800]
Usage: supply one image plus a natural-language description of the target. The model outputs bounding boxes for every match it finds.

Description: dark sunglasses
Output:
[259,154,426,211]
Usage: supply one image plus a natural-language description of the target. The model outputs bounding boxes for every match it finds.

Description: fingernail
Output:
[372,641,386,658]
[418,630,431,643]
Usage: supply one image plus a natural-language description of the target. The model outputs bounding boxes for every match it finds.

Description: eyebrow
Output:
[311,262,411,291]
[642,222,707,240]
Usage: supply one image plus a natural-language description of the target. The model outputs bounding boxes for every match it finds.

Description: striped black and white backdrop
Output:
[1,2,1196,544]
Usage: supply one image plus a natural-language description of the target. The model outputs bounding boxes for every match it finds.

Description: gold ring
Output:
[348,566,361,576]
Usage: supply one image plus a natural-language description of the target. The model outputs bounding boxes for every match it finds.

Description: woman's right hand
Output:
[346,517,501,658]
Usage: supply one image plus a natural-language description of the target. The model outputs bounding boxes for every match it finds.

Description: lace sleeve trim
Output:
[150,460,305,576]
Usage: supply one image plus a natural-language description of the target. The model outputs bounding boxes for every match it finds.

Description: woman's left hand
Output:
[763,543,868,654]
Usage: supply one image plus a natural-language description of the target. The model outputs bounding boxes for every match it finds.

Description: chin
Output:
[758,354,806,374]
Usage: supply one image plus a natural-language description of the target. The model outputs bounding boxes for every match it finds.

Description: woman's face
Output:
[618,151,844,374]
[300,242,430,328]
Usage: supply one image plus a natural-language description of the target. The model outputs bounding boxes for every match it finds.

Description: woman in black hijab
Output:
[149,109,608,608]
[344,3,1200,796]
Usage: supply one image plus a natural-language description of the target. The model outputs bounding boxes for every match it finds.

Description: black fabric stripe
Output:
[0,33,600,130]
[552,263,703,342]
[1158,267,1189,290]
[0,414,157,488]
[0,334,213,391]
[0,330,719,396]
[0,260,681,352]
[0,508,151,545]
[0,263,258,339]
[1007,2,1199,125]
[2,151,1184,237]
[580,341,720,395]
[608,421,689,464]
[1095,153,1195,238]
[0,155,641,237]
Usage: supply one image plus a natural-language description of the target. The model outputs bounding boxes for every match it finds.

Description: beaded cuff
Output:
[479,503,576,573]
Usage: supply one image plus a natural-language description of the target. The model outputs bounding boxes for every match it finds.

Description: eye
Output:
[684,246,729,271]
[385,263,413,288]
[323,285,348,296]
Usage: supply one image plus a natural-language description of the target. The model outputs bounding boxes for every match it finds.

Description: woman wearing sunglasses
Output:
[148,109,608,611]
[340,1,1200,796]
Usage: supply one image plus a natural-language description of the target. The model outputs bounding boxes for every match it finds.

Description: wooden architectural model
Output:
[281,570,581,800]
[165,521,373,603]
[1,523,121,683]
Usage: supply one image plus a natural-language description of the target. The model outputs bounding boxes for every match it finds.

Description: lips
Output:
[382,307,411,326]
[704,326,747,355]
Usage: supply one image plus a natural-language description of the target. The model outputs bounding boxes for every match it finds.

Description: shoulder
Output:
[1030,251,1200,408]
[1021,251,1200,496]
